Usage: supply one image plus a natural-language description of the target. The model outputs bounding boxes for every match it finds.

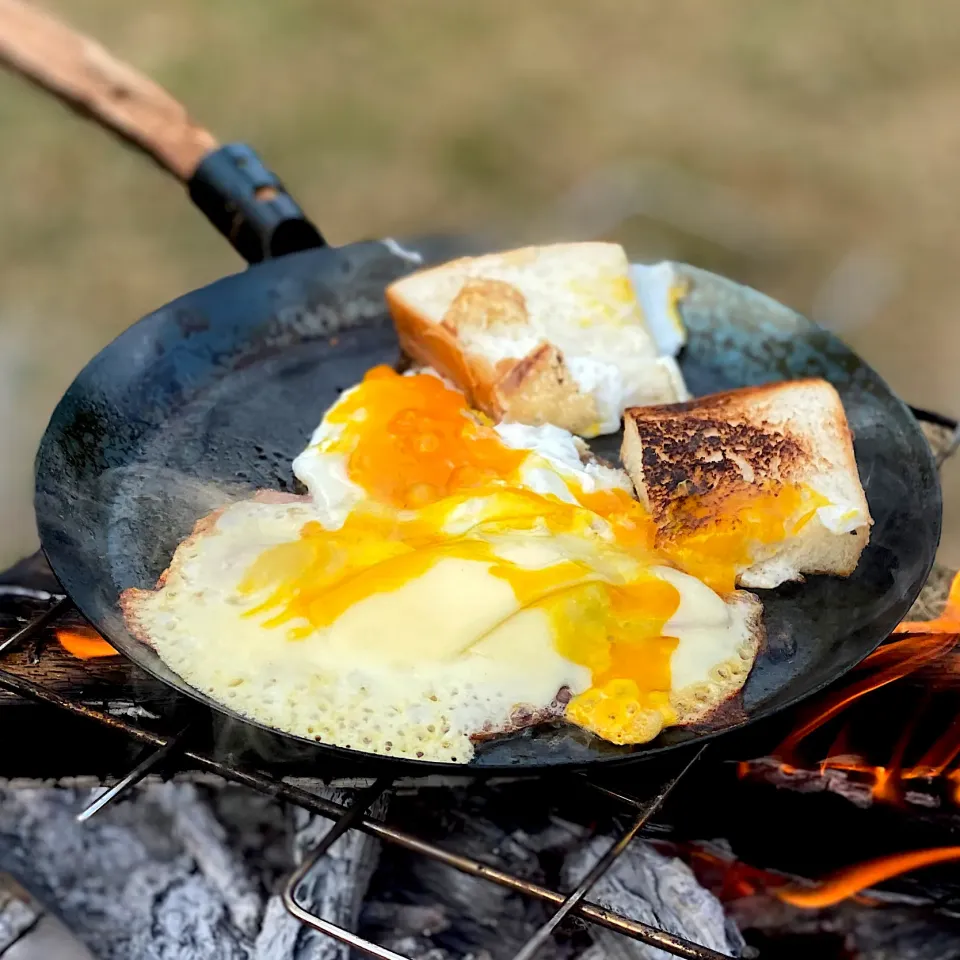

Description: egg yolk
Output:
[573,486,658,553]
[239,367,826,747]
[322,365,527,509]
[239,489,684,743]
[655,484,829,594]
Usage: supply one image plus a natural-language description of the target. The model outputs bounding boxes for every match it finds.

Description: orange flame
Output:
[775,846,960,908]
[677,842,960,910]
[681,846,789,901]
[910,720,960,779]
[738,571,960,808]
[56,627,117,660]
[775,632,957,761]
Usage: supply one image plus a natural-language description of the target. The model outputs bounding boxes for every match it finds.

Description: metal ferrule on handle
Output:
[188,144,324,263]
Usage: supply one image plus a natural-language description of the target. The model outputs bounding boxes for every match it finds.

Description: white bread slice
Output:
[385,243,688,438]
[621,379,872,590]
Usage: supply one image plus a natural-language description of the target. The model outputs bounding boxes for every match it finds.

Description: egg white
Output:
[814,500,869,534]
[126,497,589,762]
[125,385,761,763]
[290,385,365,527]
[629,261,687,358]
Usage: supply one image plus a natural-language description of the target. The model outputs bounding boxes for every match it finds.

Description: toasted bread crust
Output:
[493,342,599,434]
[389,285,600,433]
[388,285,501,414]
[632,414,808,526]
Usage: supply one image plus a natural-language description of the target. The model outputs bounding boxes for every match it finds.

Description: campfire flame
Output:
[679,841,960,910]
[892,568,960,635]
[773,632,956,764]
[55,627,117,660]
[739,570,960,807]
[677,845,790,901]
[774,846,960,908]
[716,572,960,907]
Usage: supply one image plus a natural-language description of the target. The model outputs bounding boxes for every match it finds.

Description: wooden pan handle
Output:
[0,0,218,180]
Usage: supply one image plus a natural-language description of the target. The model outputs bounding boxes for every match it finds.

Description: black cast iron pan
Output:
[6,1,941,776]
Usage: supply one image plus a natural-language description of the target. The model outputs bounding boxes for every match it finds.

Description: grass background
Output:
[3,0,960,567]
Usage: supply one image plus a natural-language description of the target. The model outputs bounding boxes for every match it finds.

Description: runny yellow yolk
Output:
[237,366,825,746]
[321,364,527,508]
[656,485,830,595]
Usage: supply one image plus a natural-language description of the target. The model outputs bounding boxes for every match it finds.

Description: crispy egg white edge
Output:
[127,373,762,762]
[123,496,591,763]
[125,493,760,763]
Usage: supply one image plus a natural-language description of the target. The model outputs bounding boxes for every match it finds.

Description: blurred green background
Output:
[3,0,960,568]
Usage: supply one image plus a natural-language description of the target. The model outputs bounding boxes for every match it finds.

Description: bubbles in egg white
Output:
[129,384,761,763]
[129,499,589,763]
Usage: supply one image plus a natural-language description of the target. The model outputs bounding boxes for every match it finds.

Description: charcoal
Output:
[361,786,741,960]
[561,836,746,960]
[364,796,570,960]
[283,788,389,960]
[0,781,385,960]
[0,775,743,959]
[0,879,41,951]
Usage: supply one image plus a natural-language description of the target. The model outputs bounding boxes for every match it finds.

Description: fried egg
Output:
[123,367,762,762]
[630,261,687,358]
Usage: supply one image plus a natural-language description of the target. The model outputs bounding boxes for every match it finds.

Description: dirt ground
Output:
[3,0,960,569]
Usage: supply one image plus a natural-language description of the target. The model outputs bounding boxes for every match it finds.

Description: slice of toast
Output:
[621,379,872,591]
[385,242,688,438]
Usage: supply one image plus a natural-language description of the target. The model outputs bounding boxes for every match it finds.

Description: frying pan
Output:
[5,1,941,775]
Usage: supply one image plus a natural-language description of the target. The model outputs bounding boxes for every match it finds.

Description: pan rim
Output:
[34,242,942,775]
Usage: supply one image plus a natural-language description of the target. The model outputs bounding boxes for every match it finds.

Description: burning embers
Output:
[711,569,960,915]
[676,841,960,909]
[658,840,960,957]
[54,626,116,660]
[740,570,960,809]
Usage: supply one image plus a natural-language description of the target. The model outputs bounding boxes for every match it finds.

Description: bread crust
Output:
[387,284,501,414]
[385,243,686,437]
[493,342,600,434]
[389,284,600,434]
[629,412,809,526]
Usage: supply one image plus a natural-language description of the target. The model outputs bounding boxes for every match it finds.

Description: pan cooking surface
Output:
[35,239,940,773]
